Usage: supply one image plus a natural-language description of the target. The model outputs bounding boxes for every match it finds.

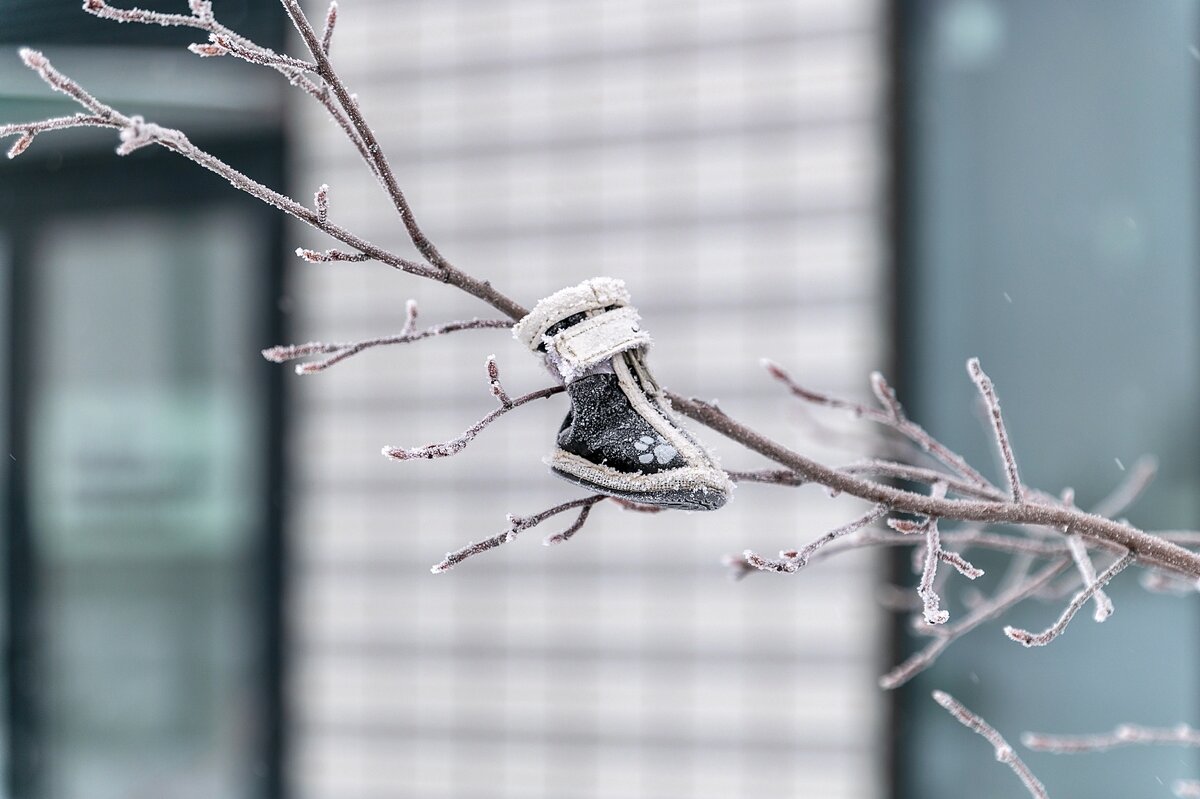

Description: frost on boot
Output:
[514,277,732,511]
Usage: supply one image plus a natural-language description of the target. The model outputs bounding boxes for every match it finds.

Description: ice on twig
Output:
[743,504,888,573]
[321,1,339,54]
[382,379,563,461]
[932,690,1049,799]
[295,247,370,263]
[261,315,511,374]
[1023,722,1200,753]
[6,134,33,159]
[1004,551,1134,647]
[433,496,605,572]
[967,357,1024,504]
[314,183,329,224]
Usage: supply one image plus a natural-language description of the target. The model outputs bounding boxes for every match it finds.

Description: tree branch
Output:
[1022,723,1200,754]
[432,495,606,573]
[880,559,1070,689]
[668,391,1200,580]
[381,358,562,461]
[933,691,1049,799]
[763,359,993,489]
[743,504,889,573]
[276,0,527,320]
[262,308,511,374]
[1004,551,1133,647]
[967,358,1024,504]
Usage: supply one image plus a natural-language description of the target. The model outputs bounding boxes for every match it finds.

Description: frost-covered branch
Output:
[432,495,606,573]
[880,558,1070,689]
[967,358,1024,504]
[724,469,805,486]
[933,691,1049,799]
[11,1,1200,722]
[381,358,562,461]
[1022,723,1200,753]
[742,504,889,573]
[261,305,511,374]
[840,459,1007,501]
[1064,533,1113,621]
[670,388,1200,580]
[0,50,436,281]
[320,1,338,55]
[910,485,983,624]
[1004,551,1133,647]
[762,359,993,489]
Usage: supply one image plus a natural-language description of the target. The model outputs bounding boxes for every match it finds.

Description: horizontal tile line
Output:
[358,23,875,81]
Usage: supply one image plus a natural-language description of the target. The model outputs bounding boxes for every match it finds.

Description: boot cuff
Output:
[513,277,632,349]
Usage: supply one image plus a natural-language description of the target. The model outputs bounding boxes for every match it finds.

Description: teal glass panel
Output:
[25,209,268,799]
[0,233,9,799]
[898,2,1200,796]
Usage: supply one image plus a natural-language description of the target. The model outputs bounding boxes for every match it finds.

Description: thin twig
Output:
[967,358,1024,504]
[279,0,527,318]
[725,469,805,486]
[932,691,1049,799]
[261,315,511,374]
[542,503,598,545]
[1005,551,1134,647]
[320,1,339,55]
[314,183,329,225]
[1065,534,1113,622]
[2,50,437,281]
[192,33,317,71]
[3,113,109,158]
[762,360,993,489]
[486,355,512,407]
[840,459,1007,501]
[84,0,378,170]
[432,495,606,573]
[1022,723,1200,753]
[911,483,982,625]
[382,379,563,461]
[916,520,949,623]
[295,247,371,263]
[743,504,889,573]
[880,558,1070,689]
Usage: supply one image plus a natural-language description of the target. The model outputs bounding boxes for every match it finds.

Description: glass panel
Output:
[0,233,9,799]
[0,0,284,49]
[25,209,267,799]
[899,1,1200,797]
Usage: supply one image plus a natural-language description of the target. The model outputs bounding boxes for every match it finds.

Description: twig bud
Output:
[188,42,228,58]
[6,133,33,159]
[314,183,329,225]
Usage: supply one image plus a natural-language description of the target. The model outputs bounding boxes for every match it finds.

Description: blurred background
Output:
[0,0,1197,797]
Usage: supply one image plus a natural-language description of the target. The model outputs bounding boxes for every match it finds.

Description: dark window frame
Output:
[1,137,289,799]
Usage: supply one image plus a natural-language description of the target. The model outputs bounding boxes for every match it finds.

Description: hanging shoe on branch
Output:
[515,277,733,511]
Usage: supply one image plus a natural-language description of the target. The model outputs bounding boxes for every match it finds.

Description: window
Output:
[894,1,1200,795]
[1,58,285,799]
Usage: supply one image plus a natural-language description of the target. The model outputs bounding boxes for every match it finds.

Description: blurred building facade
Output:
[286,1,886,797]
[4,1,1200,799]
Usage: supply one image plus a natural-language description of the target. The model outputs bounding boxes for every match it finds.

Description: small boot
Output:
[514,277,732,511]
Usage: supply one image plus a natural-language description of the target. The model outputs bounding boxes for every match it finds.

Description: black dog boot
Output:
[514,277,732,510]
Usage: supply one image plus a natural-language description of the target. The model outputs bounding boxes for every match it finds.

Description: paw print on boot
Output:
[633,434,678,466]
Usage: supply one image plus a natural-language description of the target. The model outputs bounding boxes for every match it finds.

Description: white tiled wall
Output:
[287,1,885,796]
